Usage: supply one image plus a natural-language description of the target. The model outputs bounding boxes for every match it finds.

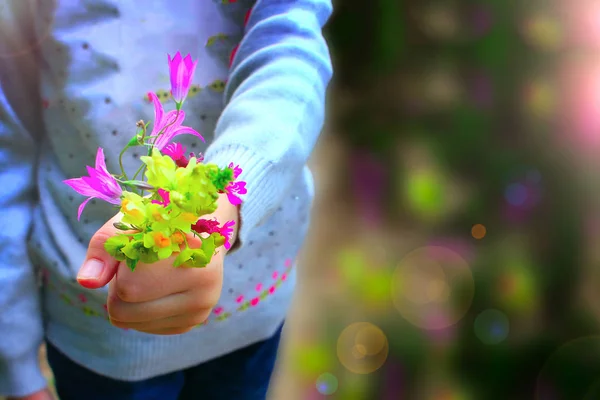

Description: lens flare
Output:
[337,322,389,374]
[391,246,474,330]
[536,336,600,399]
[315,372,338,395]
[474,309,510,345]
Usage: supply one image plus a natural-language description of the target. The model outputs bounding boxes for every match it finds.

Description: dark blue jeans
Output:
[46,325,283,400]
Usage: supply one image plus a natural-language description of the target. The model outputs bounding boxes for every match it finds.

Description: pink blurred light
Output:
[559,59,600,153]
[560,0,600,47]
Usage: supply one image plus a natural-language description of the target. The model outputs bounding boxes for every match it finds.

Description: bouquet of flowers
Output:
[64,52,245,271]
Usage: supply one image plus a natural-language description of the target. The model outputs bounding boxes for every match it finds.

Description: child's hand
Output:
[77,194,239,335]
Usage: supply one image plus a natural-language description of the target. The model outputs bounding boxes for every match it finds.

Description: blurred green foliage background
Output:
[271,0,600,399]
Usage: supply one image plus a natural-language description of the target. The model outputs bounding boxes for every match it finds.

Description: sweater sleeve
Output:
[0,87,46,397]
[203,0,333,248]
[0,4,47,397]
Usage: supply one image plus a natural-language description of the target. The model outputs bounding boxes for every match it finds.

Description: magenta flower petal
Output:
[191,218,220,235]
[63,147,123,218]
[154,125,204,150]
[167,51,198,104]
[228,163,243,179]
[77,197,94,220]
[227,193,243,206]
[148,92,165,136]
[151,189,171,207]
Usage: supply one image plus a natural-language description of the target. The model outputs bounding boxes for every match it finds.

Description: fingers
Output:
[77,214,123,289]
[112,250,223,303]
[110,312,209,334]
[108,278,220,322]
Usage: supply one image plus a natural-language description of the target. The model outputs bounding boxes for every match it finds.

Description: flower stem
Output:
[150,110,181,147]
[118,146,129,181]
[132,164,145,180]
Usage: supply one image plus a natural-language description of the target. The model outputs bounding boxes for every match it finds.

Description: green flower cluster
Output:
[104,149,235,271]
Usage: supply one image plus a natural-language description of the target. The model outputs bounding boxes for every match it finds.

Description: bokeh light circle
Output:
[522,14,563,51]
[471,224,486,239]
[474,309,510,344]
[391,246,474,330]
[315,372,338,396]
[536,336,600,400]
[337,322,389,374]
[505,183,529,206]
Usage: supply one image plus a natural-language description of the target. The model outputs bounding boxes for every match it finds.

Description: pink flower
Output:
[64,148,122,219]
[218,220,236,250]
[272,272,279,280]
[191,218,221,235]
[255,283,263,292]
[148,92,204,150]
[269,285,276,294]
[236,295,244,303]
[163,143,189,167]
[151,189,170,207]
[213,307,223,315]
[250,297,260,306]
[191,218,236,250]
[219,163,247,205]
[228,162,242,179]
[167,52,198,105]
[225,181,247,206]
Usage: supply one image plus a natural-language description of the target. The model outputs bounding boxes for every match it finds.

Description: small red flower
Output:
[250,297,260,306]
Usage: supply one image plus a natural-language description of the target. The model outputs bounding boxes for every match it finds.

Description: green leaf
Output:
[104,235,130,261]
[127,134,143,147]
[121,180,154,191]
[113,222,132,231]
[202,234,218,257]
[173,248,208,268]
[207,167,234,191]
[126,257,139,271]
[213,233,225,248]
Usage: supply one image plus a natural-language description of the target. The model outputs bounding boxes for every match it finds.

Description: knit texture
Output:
[0,0,332,396]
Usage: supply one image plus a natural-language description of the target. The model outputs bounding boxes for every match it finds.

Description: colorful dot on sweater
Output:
[250,297,260,306]
[244,8,253,26]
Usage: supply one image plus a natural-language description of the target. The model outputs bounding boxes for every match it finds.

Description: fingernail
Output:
[78,259,105,280]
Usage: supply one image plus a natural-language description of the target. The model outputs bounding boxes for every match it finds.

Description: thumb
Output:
[77,214,122,289]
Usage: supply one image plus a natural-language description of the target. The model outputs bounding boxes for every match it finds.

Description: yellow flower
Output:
[141,149,177,189]
[120,192,147,226]
[143,231,179,259]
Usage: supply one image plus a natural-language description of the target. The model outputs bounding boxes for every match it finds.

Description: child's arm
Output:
[0,6,47,398]
[0,88,47,397]
[204,0,333,246]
